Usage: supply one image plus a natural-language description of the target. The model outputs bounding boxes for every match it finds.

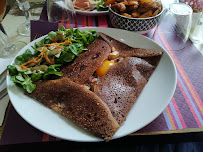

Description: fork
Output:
[33,33,43,40]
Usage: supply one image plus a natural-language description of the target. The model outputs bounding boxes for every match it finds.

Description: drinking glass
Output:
[153,3,193,51]
[179,0,203,44]
[47,0,77,26]
[190,13,203,44]
[161,0,179,9]
[16,0,32,36]
[0,0,26,58]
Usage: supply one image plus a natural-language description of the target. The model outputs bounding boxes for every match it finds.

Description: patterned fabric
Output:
[137,26,203,134]
[58,14,109,28]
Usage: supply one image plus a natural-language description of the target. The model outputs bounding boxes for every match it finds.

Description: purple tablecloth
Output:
[1,2,203,145]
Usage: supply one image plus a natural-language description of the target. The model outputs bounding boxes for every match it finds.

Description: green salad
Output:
[7,26,99,93]
[97,0,108,11]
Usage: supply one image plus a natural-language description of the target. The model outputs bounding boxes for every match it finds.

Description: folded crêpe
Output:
[94,57,155,125]
[26,32,163,141]
[94,33,163,125]
[26,77,119,142]
[98,32,163,58]
[60,37,111,84]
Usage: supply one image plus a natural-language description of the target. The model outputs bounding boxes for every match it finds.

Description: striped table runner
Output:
[58,14,110,28]
[1,12,203,145]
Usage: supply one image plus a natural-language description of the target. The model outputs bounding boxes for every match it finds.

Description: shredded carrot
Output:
[53,35,62,42]
[19,65,29,70]
[45,44,64,49]
[44,39,72,49]
[19,39,71,70]
[44,52,54,65]
[19,48,47,70]
[59,39,72,45]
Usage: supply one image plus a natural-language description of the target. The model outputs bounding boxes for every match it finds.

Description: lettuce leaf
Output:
[15,49,34,65]
[8,27,99,93]
[97,0,108,11]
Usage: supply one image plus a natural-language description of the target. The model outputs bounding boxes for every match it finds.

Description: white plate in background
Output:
[75,9,108,16]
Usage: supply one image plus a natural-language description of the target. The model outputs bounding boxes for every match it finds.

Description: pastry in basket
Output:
[105,0,162,18]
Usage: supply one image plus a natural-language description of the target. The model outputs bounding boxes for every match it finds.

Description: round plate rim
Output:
[7,27,177,142]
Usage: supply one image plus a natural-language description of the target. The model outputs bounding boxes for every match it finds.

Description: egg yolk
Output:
[96,60,114,77]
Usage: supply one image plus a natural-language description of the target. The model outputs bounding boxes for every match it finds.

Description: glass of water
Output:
[0,0,26,58]
[16,0,32,36]
[47,0,77,26]
[190,13,203,44]
[153,2,193,51]
[180,0,203,44]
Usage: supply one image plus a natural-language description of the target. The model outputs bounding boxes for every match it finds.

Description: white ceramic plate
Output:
[75,9,108,16]
[7,27,177,142]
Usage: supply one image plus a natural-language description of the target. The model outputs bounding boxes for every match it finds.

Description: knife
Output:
[0,23,7,35]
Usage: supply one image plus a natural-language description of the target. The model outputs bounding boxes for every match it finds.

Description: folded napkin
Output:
[0,58,13,126]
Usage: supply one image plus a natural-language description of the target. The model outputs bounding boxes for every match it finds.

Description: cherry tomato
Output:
[96,60,114,77]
